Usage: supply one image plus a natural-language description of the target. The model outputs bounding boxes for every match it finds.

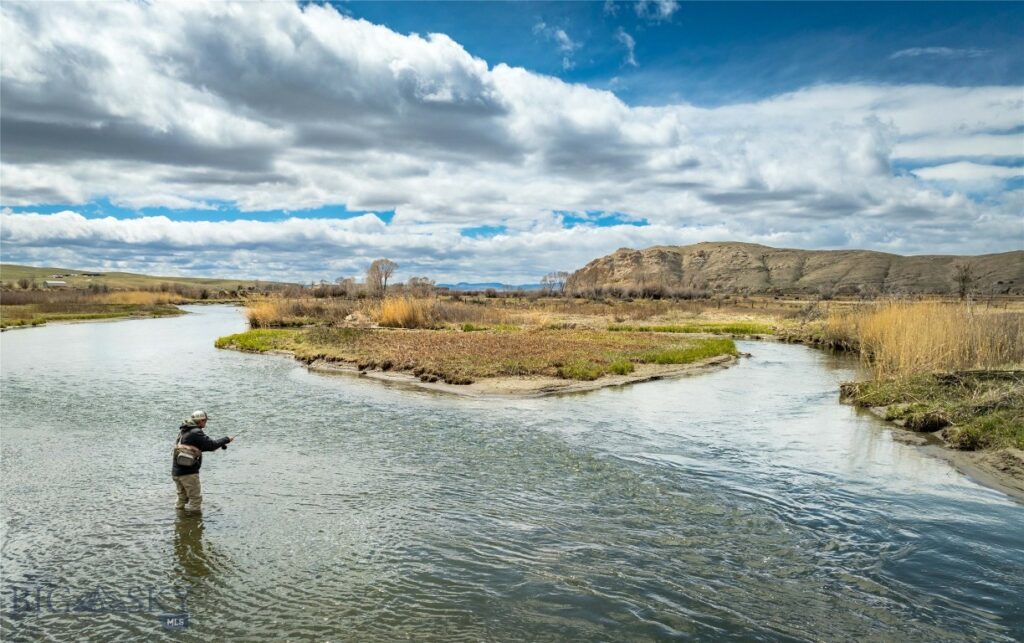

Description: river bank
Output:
[0,305,186,330]
[873,418,1024,502]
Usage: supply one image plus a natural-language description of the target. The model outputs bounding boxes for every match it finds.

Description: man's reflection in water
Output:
[174,512,213,577]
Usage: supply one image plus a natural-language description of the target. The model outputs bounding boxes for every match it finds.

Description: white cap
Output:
[190,410,208,421]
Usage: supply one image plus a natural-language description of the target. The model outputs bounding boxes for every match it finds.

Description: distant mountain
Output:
[438,282,543,291]
[566,242,1024,296]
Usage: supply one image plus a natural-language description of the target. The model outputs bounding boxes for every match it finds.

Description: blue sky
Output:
[0,1,1021,282]
[346,1,1023,104]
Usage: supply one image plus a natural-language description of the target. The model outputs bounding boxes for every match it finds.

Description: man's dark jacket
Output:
[172,422,229,477]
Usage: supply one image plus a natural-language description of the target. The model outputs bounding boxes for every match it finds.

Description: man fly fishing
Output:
[172,410,235,513]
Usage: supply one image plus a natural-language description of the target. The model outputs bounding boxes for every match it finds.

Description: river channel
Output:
[1,304,1021,641]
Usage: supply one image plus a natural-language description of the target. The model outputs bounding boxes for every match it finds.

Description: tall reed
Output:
[827,302,1024,379]
[374,297,433,328]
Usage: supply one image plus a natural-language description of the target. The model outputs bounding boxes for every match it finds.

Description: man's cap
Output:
[190,410,209,421]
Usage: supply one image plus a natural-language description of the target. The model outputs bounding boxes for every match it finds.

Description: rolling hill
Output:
[566,242,1024,297]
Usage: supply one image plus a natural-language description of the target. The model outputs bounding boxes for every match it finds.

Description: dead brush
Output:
[246,297,355,328]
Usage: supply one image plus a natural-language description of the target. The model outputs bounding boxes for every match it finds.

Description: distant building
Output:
[44,280,67,288]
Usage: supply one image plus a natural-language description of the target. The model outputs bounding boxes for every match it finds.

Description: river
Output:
[1,304,1021,641]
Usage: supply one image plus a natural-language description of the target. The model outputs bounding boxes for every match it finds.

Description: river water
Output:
[1,304,1021,641]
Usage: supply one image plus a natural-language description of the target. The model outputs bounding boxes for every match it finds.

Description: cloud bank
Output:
[0,1,1020,282]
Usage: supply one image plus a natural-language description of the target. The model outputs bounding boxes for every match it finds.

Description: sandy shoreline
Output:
[309,353,738,397]
[235,346,738,397]
[864,406,1024,504]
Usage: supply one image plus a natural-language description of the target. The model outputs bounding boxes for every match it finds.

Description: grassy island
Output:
[216,326,738,385]
[215,295,758,393]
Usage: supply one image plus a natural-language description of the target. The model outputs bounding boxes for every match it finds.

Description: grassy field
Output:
[216,326,737,384]
[0,264,296,329]
[0,263,291,292]
[0,306,185,329]
[0,290,189,328]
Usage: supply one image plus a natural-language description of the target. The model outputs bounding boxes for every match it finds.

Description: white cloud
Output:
[533,21,579,69]
[890,47,989,60]
[615,28,638,67]
[912,162,1022,191]
[635,0,679,21]
[0,1,1021,281]
[111,195,219,211]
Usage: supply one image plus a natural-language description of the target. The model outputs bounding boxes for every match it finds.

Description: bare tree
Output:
[541,271,570,295]
[953,262,974,301]
[367,259,398,296]
[406,276,436,298]
[334,277,358,298]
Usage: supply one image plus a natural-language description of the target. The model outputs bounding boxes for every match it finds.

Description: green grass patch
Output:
[845,371,1024,450]
[609,358,635,375]
[608,322,773,335]
[637,338,738,365]
[215,329,296,352]
[557,360,604,381]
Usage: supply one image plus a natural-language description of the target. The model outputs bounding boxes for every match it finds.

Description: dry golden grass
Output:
[246,296,510,329]
[827,302,1024,379]
[97,291,189,305]
[245,294,782,333]
[246,298,358,328]
[374,297,433,328]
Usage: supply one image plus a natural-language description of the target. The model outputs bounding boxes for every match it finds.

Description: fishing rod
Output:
[220,426,249,451]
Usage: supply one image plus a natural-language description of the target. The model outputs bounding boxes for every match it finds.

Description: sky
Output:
[1,1,1022,284]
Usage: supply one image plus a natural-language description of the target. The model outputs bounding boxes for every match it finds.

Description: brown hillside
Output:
[566,242,1024,297]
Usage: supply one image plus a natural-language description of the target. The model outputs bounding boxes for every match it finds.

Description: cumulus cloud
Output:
[890,47,989,60]
[0,1,1021,282]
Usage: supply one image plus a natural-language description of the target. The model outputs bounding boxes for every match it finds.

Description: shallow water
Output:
[1,305,1021,641]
